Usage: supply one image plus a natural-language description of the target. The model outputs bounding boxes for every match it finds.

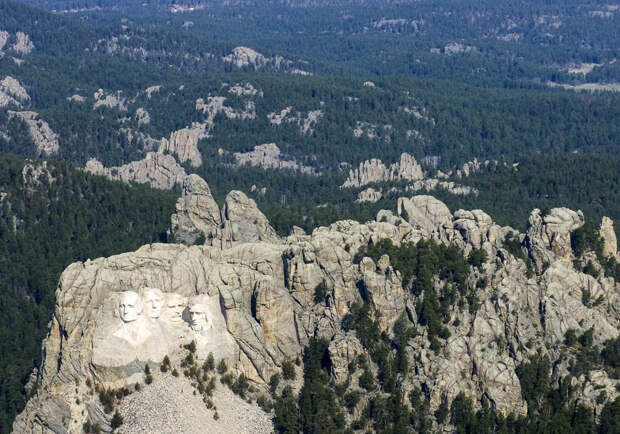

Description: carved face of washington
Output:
[119,291,142,323]
[166,293,186,324]
[141,287,164,319]
[189,302,209,332]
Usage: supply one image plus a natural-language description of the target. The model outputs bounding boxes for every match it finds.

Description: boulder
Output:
[169,174,222,245]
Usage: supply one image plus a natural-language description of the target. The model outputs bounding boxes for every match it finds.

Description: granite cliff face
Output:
[85,153,187,190]
[13,176,620,433]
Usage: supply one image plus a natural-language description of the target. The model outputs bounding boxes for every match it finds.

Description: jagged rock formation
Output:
[227,82,262,97]
[233,143,317,175]
[158,126,204,168]
[13,182,620,433]
[267,107,323,134]
[0,31,8,53]
[0,31,34,56]
[85,153,187,190]
[525,208,585,273]
[8,111,59,155]
[169,174,222,245]
[404,179,476,196]
[356,187,383,203]
[170,176,279,248]
[12,32,34,55]
[600,216,618,258]
[0,76,29,107]
[93,89,128,111]
[343,153,424,188]
[222,46,289,69]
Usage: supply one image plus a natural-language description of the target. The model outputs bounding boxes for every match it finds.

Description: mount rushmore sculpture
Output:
[91,288,236,375]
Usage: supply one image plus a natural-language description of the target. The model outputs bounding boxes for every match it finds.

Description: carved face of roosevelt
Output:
[142,288,163,319]
[166,293,186,324]
[189,302,209,332]
[119,291,142,323]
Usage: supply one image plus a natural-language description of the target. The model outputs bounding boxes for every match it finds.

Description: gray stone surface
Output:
[13,195,620,433]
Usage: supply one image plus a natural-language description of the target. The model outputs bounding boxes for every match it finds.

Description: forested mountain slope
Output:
[0,156,176,432]
[0,0,619,431]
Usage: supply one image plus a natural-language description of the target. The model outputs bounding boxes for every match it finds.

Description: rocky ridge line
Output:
[13,175,620,433]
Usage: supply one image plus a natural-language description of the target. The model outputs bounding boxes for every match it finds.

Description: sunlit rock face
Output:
[13,182,620,433]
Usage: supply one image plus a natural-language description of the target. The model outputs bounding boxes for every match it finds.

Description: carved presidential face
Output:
[141,287,163,319]
[189,302,209,332]
[166,293,186,323]
[119,291,142,323]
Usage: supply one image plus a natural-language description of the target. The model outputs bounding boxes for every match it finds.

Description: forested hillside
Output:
[0,156,176,432]
[1,0,619,431]
[17,0,620,85]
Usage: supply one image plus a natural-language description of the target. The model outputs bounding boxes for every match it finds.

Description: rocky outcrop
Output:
[169,176,279,248]
[12,32,34,55]
[14,194,620,433]
[221,191,279,246]
[93,88,128,111]
[600,217,618,258]
[169,174,222,245]
[8,111,59,155]
[406,178,476,195]
[343,153,424,188]
[525,208,585,272]
[0,30,8,53]
[158,125,204,167]
[233,143,317,175]
[356,187,383,203]
[267,107,323,134]
[0,76,29,107]
[397,195,452,234]
[228,82,262,97]
[222,46,290,70]
[85,153,187,190]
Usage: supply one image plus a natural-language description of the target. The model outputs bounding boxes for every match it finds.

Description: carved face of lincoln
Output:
[119,291,142,323]
[189,302,209,332]
[141,287,164,319]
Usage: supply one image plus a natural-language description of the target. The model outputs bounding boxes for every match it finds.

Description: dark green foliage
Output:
[160,355,171,373]
[217,359,228,374]
[269,373,281,397]
[184,341,197,354]
[0,156,175,432]
[98,389,115,414]
[565,329,578,347]
[256,394,273,413]
[203,353,215,372]
[579,328,595,348]
[354,238,471,346]
[601,337,620,379]
[358,368,375,392]
[572,220,603,258]
[231,374,249,398]
[110,411,123,430]
[467,249,488,269]
[83,421,101,433]
[435,400,449,424]
[503,233,526,261]
[298,338,346,434]
[343,391,361,414]
[281,360,296,381]
[516,354,551,413]
[273,385,299,434]
[599,397,620,434]
[313,281,328,305]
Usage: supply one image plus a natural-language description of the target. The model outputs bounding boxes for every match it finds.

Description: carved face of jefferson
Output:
[119,291,142,323]
[141,287,164,318]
